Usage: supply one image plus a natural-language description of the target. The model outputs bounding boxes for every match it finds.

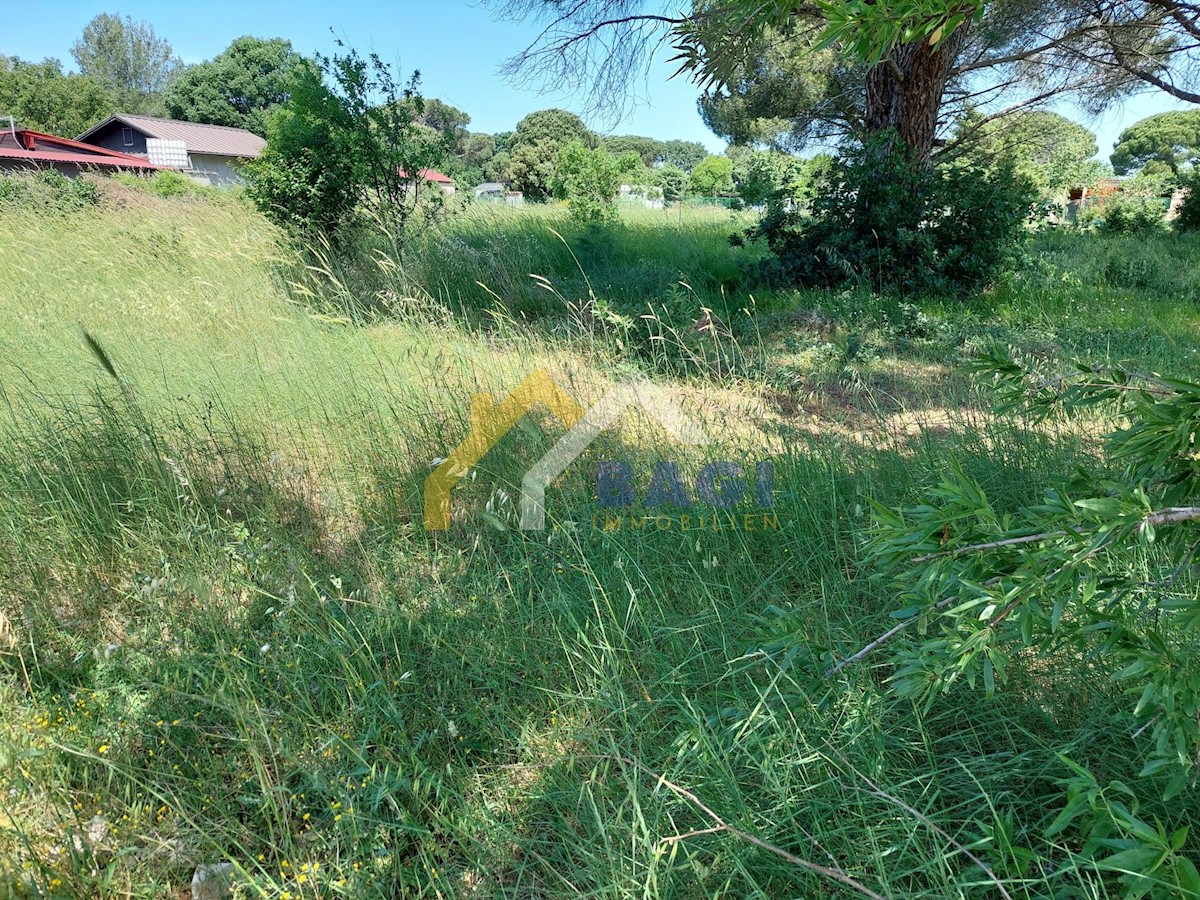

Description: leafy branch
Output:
[831,347,1200,799]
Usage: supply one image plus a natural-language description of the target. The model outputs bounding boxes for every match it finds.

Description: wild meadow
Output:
[0,179,1198,898]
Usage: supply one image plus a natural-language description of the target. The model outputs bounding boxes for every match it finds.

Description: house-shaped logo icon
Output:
[424,371,708,530]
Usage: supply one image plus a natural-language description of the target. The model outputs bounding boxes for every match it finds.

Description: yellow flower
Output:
[97,745,109,754]
[297,874,308,885]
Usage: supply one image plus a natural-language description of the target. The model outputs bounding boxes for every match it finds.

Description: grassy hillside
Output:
[0,184,1197,898]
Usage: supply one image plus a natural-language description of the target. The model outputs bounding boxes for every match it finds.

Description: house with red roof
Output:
[0,122,161,178]
[398,167,457,195]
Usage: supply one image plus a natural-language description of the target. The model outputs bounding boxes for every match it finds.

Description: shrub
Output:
[1175,176,1199,232]
[750,131,1037,296]
[0,169,99,212]
[1100,191,1168,234]
[246,41,452,243]
[551,142,638,224]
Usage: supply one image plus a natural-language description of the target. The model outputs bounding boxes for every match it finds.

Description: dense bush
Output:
[748,131,1037,295]
[0,169,99,211]
[246,42,451,243]
[1175,177,1199,232]
[1100,190,1168,233]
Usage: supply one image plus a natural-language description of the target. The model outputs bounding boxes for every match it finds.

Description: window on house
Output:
[122,127,134,147]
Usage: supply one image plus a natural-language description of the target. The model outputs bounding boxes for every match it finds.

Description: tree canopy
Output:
[954,110,1107,195]
[688,155,735,195]
[0,56,113,138]
[505,108,599,199]
[1111,110,1200,177]
[552,140,637,223]
[491,0,1200,166]
[163,37,311,136]
[512,108,596,150]
[600,134,709,170]
[70,13,182,115]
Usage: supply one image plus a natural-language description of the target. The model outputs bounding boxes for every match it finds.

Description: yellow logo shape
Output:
[424,371,584,530]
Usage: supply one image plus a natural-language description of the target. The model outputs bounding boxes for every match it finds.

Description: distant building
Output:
[0,121,160,177]
[399,168,457,195]
[474,181,524,206]
[76,114,266,187]
[474,181,506,200]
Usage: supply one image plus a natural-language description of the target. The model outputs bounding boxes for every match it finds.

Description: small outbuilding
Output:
[76,114,265,187]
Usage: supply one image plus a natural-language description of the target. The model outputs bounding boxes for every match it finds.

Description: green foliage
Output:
[0,170,99,212]
[70,13,182,116]
[600,135,710,171]
[689,155,736,195]
[1099,178,1171,234]
[512,108,596,150]
[1101,195,1168,234]
[1176,177,1200,233]
[551,141,629,223]
[246,42,451,240]
[0,56,114,138]
[508,138,559,201]
[163,37,312,136]
[505,109,598,201]
[729,147,815,206]
[753,131,1036,294]
[601,134,661,166]
[867,348,1200,804]
[112,170,206,198]
[1111,110,1200,178]
[653,163,688,202]
[814,0,986,63]
[657,138,709,171]
[957,110,1107,197]
[697,21,858,153]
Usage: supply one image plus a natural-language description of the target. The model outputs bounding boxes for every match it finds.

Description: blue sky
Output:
[4,0,1191,159]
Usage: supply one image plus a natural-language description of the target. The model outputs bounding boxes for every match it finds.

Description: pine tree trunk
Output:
[863,29,967,167]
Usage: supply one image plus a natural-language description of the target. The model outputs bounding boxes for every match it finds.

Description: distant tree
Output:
[1111,110,1200,178]
[484,149,513,183]
[0,56,114,138]
[506,109,597,199]
[443,131,498,187]
[956,110,1107,196]
[552,140,632,222]
[657,139,708,171]
[601,134,662,166]
[508,138,560,200]
[163,37,311,136]
[1175,171,1200,231]
[512,108,596,149]
[416,99,471,142]
[246,42,451,240]
[689,154,735,195]
[492,130,514,153]
[729,147,813,206]
[653,163,688,201]
[70,13,182,115]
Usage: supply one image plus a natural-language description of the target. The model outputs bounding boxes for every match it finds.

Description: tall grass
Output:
[0,188,1196,898]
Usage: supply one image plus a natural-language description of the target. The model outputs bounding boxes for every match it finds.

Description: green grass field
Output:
[0,183,1197,898]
